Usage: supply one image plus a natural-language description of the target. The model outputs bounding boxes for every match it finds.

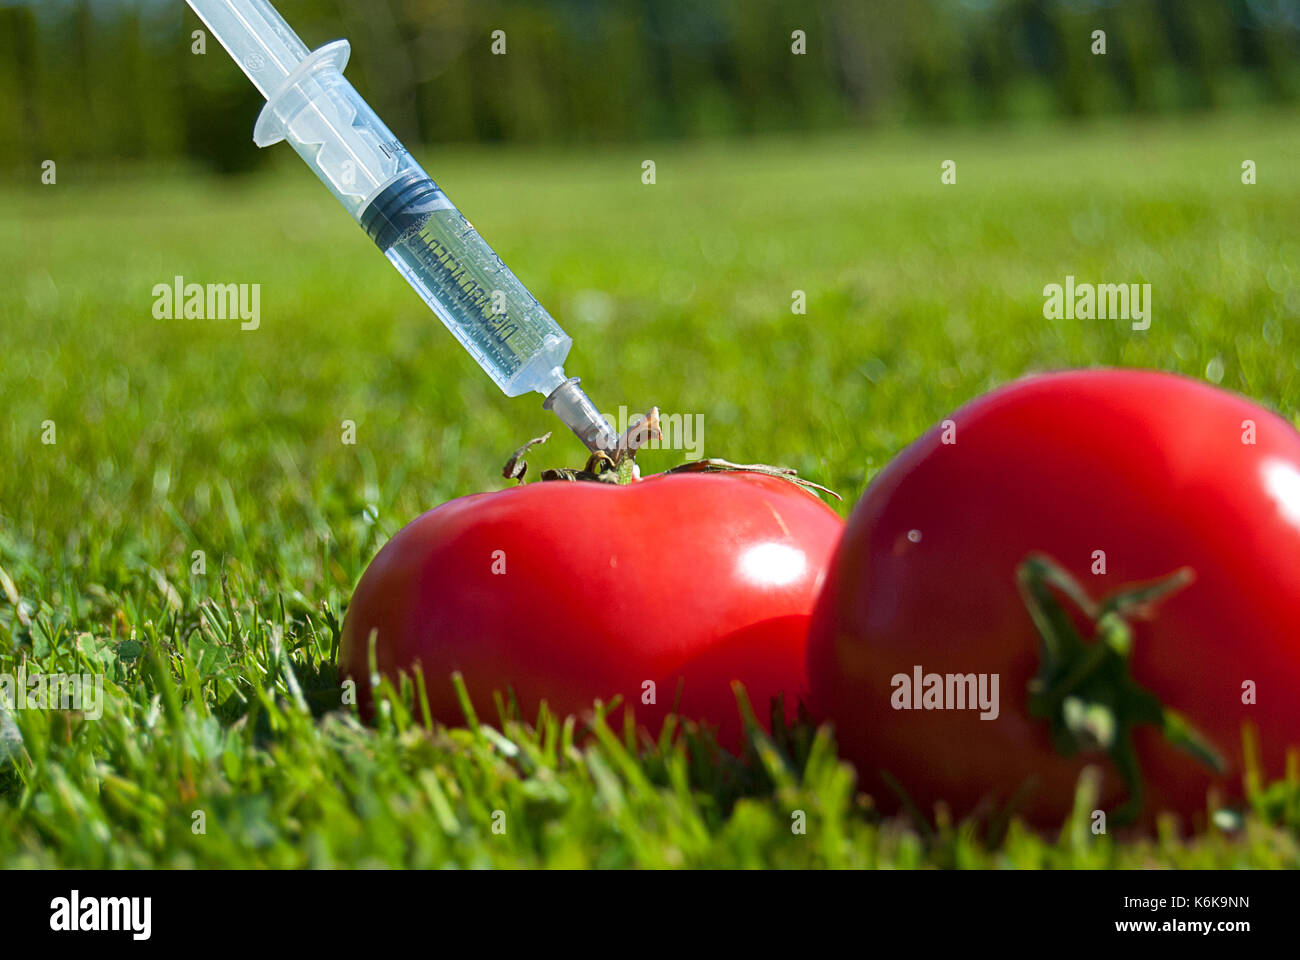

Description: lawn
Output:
[1,113,1299,867]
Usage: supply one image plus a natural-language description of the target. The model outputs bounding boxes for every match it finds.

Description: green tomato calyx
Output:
[1017,552,1226,824]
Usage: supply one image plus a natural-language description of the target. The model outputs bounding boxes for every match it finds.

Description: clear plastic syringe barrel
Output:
[365,175,573,398]
[386,218,572,397]
[248,39,571,397]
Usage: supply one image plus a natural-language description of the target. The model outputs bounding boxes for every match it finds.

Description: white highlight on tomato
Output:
[1262,458,1300,531]
[738,542,807,588]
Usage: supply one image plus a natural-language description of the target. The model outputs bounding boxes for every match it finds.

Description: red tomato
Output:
[340,470,843,748]
[807,369,1300,827]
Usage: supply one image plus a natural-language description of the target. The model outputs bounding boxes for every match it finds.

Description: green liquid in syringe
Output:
[384,205,573,397]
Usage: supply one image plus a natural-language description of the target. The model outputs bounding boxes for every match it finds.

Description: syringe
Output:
[186,0,620,453]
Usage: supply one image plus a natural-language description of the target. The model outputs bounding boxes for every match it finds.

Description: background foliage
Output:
[0,0,1298,172]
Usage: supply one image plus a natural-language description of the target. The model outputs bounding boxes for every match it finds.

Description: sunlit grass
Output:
[2,113,1299,866]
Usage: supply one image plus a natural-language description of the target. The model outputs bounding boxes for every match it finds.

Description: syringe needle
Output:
[544,378,622,454]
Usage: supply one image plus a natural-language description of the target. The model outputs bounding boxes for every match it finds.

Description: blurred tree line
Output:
[0,0,1297,172]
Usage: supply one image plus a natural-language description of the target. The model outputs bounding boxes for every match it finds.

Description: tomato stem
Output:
[1017,552,1225,824]
[502,410,659,486]
[662,459,842,501]
[499,411,842,501]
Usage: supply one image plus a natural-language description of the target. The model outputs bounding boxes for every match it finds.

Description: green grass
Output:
[2,114,1300,867]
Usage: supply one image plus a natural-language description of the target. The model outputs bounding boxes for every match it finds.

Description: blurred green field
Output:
[2,115,1299,867]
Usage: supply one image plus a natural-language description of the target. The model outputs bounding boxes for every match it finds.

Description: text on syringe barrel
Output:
[362,173,572,396]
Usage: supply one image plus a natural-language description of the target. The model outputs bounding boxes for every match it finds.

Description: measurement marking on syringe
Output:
[415,237,521,345]
[377,139,408,161]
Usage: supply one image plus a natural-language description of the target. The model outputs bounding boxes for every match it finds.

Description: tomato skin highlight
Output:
[340,471,843,748]
[807,369,1300,827]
